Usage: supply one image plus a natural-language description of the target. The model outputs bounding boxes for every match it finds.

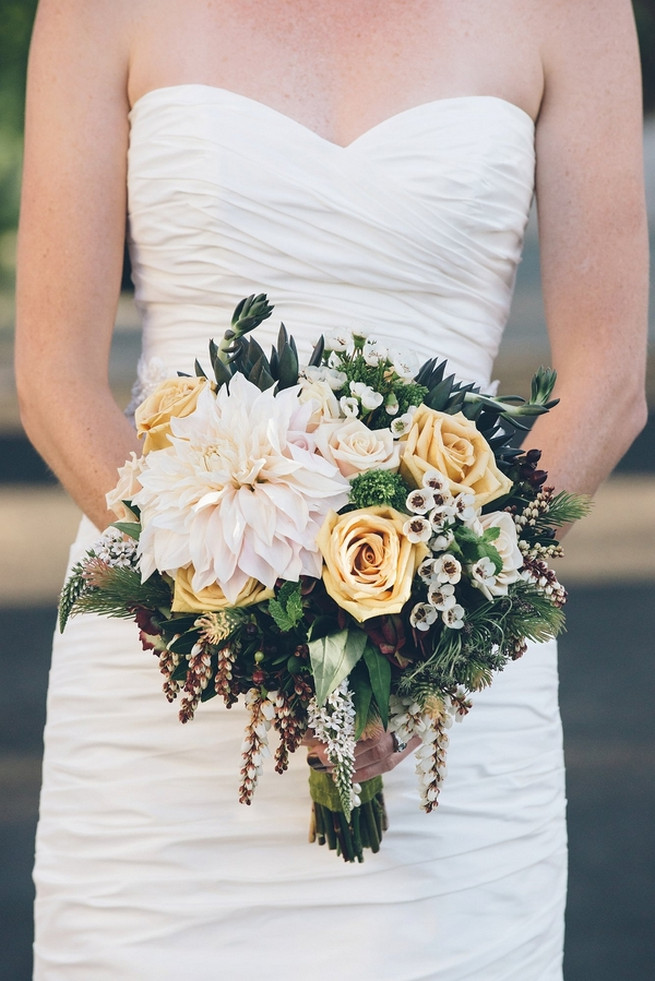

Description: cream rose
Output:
[135,376,211,454]
[400,406,512,507]
[105,451,145,520]
[298,377,342,430]
[313,418,401,478]
[172,565,273,613]
[471,511,524,600]
[317,505,429,622]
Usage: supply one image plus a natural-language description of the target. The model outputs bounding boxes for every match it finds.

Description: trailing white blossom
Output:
[307,680,360,817]
[406,489,435,514]
[239,688,276,804]
[339,395,360,418]
[388,693,458,812]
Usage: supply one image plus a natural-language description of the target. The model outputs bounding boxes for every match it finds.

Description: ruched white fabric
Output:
[34,85,567,980]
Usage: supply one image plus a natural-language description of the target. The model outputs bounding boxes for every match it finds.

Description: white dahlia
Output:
[133,375,350,603]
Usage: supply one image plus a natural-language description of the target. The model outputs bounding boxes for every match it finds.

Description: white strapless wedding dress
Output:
[33,86,567,980]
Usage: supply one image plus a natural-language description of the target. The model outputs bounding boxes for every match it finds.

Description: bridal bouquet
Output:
[59,294,589,862]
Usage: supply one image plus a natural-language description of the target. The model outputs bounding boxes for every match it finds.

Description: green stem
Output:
[308,769,386,862]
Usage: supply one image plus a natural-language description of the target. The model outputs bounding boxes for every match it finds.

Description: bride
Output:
[16,1,647,978]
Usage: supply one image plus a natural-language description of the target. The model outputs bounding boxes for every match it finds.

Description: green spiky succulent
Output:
[414,359,560,468]
[193,293,324,393]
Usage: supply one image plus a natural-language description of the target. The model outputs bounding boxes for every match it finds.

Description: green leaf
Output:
[307,615,340,641]
[277,338,299,389]
[268,581,304,632]
[308,629,367,706]
[169,631,200,656]
[453,525,503,573]
[349,662,373,740]
[308,335,325,367]
[111,521,142,541]
[362,643,391,728]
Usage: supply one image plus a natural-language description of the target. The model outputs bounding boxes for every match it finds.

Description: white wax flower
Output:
[349,381,384,411]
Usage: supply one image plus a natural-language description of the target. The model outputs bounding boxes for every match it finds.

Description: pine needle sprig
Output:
[545,491,593,527]
[58,560,90,632]
[68,567,172,621]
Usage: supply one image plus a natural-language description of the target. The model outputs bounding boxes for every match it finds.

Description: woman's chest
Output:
[128,0,543,143]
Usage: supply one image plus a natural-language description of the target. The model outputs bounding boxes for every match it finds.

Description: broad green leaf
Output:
[362,643,391,728]
[111,521,142,541]
[308,629,367,706]
[169,631,199,655]
[349,661,373,740]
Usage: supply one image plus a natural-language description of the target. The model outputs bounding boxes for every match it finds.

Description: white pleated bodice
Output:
[127,85,535,384]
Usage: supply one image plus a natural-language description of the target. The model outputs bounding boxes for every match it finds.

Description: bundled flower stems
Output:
[60,294,590,862]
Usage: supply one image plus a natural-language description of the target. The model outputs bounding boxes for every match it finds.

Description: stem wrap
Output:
[309,770,383,809]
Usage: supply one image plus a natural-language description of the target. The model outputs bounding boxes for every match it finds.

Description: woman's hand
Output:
[304,729,419,783]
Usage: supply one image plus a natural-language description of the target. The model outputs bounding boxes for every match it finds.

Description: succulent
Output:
[194,294,325,394]
[415,358,560,467]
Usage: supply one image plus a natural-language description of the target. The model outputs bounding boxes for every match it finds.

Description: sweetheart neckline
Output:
[129,83,535,150]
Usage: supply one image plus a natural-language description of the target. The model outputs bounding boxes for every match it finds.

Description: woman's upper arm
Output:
[535,0,648,395]
[526,0,649,494]
[15,0,133,391]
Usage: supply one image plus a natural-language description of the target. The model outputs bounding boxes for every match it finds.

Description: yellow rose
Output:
[400,407,512,507]
[172,565,273,613]
[135,376,211,454]
[317,506,429,623]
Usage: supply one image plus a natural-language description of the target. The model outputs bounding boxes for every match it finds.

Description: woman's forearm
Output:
[524,366,647,507]
[17,370,141,530]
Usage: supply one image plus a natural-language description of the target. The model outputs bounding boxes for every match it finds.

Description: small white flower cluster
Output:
[389,693,459,812]
[307,680,360,817]
[319,331,422,432]
[406,472,472,631]
[342,380,384,416]
[301,364,348,391]
[323,329,420,377]
[91,528,139,569]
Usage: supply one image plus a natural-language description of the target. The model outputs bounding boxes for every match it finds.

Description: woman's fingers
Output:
[352,733,420,782]
[305,730,420,780]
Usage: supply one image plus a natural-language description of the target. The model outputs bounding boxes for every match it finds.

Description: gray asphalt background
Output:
[0,122,654,980]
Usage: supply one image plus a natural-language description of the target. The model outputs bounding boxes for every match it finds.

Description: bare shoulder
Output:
[31,0,134,47]
[537,0,641,103]
[29,0,140,93]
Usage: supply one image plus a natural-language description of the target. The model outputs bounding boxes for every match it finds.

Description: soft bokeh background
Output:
[1,3,654,979]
